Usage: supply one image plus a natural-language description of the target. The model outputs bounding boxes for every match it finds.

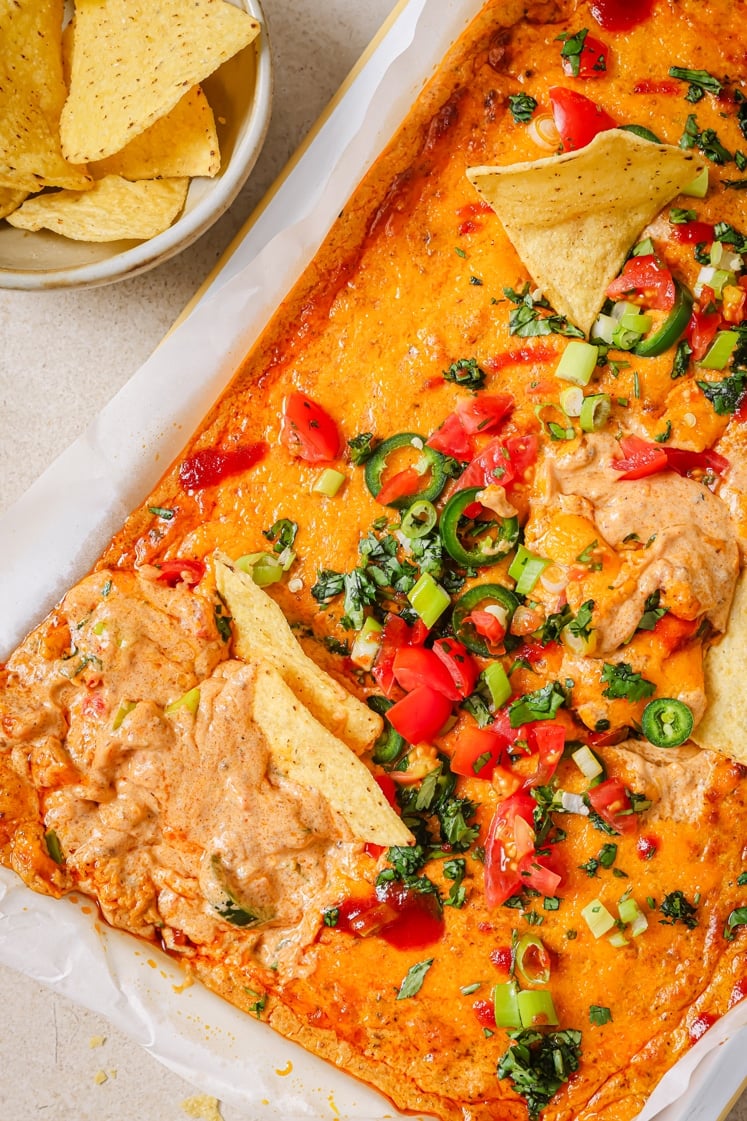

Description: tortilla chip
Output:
[60,0,260,163]
[91,87,220,181]
[252,662,412,846]
[693,573,747,763]
[6,175,188,241]
[214,555,382,754]
[0,62,90,193]
[0,188,27,221]
[0,2,90,192]
[467,130,705,335]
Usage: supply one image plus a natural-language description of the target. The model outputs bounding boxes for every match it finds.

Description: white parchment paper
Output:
[0,0,744,1117]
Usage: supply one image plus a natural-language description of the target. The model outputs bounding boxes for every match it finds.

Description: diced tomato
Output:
[606,255,676,311]
[427,412,474,459]
[455,394,514,435]
[386,685,453,744]
[636,834,659,860]
[473,999,497,1028]
[375,467,423,506]
[179,443,268,490]
[432,637,479,699]
[651,613,699,653]
[670,220,715,246]
[375,774,398,808]
[548,87,617,152]
[633,78,679,95]
[487,345,556,372]
[489,946,513,972]
[364,843,386,859]
[589,0,653,31]
[587,778,637,835]
[456,433,538,492]
[280,391,341,462]
[613,435,669,480]
[372,614,426,697]
[664,447,730,478]
[458,202,494,218]
[688,1013,718,1045]
[561,33,609,79]
[512,640,548,666]
[156,558,206,586]
[518,853,562,896]
[687,299,722,361]
[332,895,398,937]
[459,219,480,236]
[484,791,537,908]
[450,726,507,780]
[522,722,566,789]
[467,609,507,647]
[392,646,462,701]
[376,881,445,949]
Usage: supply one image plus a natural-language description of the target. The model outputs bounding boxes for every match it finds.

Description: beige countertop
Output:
[0,2,745,1119]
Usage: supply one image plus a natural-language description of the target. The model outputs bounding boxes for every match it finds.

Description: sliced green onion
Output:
[350,617,383,670]
[509,545,550,596]
[618,896,641,925]
[612,324,642,351]
[632,237,656,257]
[407,572,450,628]
[518,988,559,1028]
[681,167,709,198]
[313,468,346,497]
[709,242,743,271]
[696,266,736,299]
[400,499,438,540]
[620,311,653,334]
[608,931,630,948]
[579,394,611,434]
[591,313,617,345]
[236,552,284,587]
[515,933,551,986]
[571,744,604,781]
[494,981,522,1029]
[483,661,511,709]
[700,330,740,370]
[611,301,640,321]
[92,620,107,636]
[581,899,616,939]
[555,341,599,386]
[165,686,201,716]
[629,911,649,938]
[44,829,64,864]
[548,421,576,441]
[559,386,584,416]
[112,700,137,730]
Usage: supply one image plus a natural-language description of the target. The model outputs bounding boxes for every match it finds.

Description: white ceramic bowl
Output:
[0,0,272,290]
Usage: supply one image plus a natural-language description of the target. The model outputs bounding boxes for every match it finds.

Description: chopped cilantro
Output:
[671,338,692,379]
[724,907,747,940]
[323,907,340,927]
[668,66,723,102]
[148,505,174,520]
[539,604,573,645]
[567,600,595,641]
[724,179,747,190]
[589,1005,612,1026]
[579,857,599,878]
[659,890,699,929]
[246,989,267,1019]
[455,246,467,258]
[713,221,747,254]
[460,982,482,995]
[323,636,350,656]
[638,590,668,631]
[214,603,232,643]
[697,370,746,415]
[669,207,697,224]
[598,843,618,868]
[396,958,434,1000]
[508,92,538,123]
[509,681,567,727]
[504,283,584,339]
[263,518,298,553]
[348,432,376,465]
[497,1028,583,1121]
[737,872,747,886]
[444,858,468,908]
[600,662,656,702]
[654,421,672,443]
[679,113,733,164]
[576,539,602,569]
[556,28,605,76]
[443,357,486,388]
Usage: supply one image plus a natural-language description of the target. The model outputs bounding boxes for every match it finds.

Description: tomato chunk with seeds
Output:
[280,392,341,462]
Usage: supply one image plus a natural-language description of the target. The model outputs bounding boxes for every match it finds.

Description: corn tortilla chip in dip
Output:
[467,130,705,335]
[7,175,189,241]
[251,661,412,846]
[60,0,260,164]
[215,554,381,754]
[693,572,747,764]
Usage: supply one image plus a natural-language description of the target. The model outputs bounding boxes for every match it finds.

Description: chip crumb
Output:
[89,1034,106,1048]
[181,1094,224,1121]
[93,1070,108,1085]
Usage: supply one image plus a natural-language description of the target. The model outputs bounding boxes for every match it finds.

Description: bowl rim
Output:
[0,0,272,291]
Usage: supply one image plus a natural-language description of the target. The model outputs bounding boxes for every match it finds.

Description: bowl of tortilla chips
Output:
[0,0,271,290]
